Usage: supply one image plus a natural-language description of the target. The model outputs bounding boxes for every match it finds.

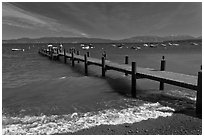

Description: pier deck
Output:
[56,51,198,90]
[38,48,202,115]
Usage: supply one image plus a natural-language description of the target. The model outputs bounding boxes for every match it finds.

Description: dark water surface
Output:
[2,42,201,134]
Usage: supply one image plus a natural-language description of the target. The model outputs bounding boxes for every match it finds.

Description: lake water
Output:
[2,42,201,134]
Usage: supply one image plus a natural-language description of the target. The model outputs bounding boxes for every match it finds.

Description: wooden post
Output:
[64,49,67,64]
[48,47,51,59]
[77,50,80,63]
[131,62,136,98]
[159,56,166,90]
[49,47,51,55]
[160,56,166,71]
[50,48,53,60]
[102,57,106,77]
[102,51,107,60]
[71,52,75,67]
[68,49,71,60]
[56,48,59,60]
[87,52,90,57]
[196,66,202,115]
[84,54,88,76]
[125,55,129,76]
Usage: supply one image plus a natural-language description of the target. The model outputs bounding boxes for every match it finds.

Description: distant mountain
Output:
[119,35,197,43]
[196,36,202,39]
[2,35,201,44]
[162,35,196,41]
[2,37,114,44]
[119,36,163,43]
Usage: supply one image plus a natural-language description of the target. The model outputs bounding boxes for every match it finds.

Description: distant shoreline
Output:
[2,36,202,44]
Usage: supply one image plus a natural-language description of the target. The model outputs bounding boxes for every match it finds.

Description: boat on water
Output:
[191,42,198,46]
[80,43,94,50]
[150,44,157,48]
[12,49,25,51]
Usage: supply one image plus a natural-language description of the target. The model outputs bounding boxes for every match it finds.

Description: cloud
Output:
[2,2,202,39]
[3,3,47,26]
[2,3,88,37]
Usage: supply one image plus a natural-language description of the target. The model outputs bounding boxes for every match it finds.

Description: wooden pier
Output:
[38,48,202,115]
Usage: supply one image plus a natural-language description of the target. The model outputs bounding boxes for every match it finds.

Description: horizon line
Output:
[2,34,202,41]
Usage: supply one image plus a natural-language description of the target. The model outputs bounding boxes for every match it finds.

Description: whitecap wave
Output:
[166,90,196,101]
[59,76,66,79]
[3,102,174,135]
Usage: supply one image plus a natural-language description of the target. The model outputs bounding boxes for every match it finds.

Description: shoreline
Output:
[61,113,202,135]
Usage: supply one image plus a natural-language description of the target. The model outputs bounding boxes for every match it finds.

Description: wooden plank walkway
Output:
[38,48,202,115]
[57,51,198,90]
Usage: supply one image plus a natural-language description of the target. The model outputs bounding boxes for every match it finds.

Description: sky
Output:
[2,2,202,40]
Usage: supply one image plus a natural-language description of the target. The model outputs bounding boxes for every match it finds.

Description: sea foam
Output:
[3,102,174,135]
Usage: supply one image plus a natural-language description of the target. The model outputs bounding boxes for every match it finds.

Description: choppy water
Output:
[2,43,201,135]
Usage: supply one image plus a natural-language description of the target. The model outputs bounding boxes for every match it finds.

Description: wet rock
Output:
[125,125,130,128]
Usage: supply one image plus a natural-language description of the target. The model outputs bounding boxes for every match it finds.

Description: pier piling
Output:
[87,52,90,57]
[131,62,136,98]
[49,47,51,59]
[73,48,76,54]
[102,57,106,77]
[69,49,72,60]
[71,52,75,67]
[50,50,53,60]
[102,51,107,60]
[160,56,166,90]
[56,49,59,60]
[196,66,202,115]
[64,49,67,64]
[125,55,129,76]
[84,54,88,76]
[77,50,80,63]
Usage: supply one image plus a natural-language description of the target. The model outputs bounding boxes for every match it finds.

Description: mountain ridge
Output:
[2,35,201,44]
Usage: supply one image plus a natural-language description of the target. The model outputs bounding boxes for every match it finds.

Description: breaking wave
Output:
[3,102,175,135]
